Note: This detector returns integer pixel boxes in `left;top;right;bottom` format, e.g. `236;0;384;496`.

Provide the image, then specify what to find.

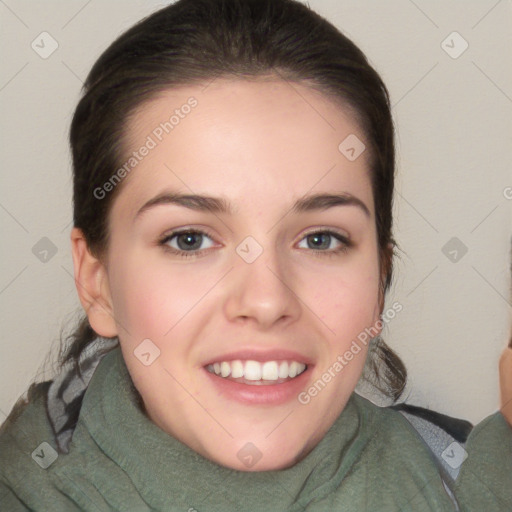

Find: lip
202;349;314;366
202;364;313;405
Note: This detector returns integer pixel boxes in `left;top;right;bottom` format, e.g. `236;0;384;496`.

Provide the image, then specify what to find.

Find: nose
223;244;302;330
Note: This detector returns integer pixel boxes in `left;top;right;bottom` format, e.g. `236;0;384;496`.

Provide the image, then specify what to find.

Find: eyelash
158;228;351;259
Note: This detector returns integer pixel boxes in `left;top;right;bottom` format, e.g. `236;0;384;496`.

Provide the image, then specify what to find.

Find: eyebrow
135;191;371;219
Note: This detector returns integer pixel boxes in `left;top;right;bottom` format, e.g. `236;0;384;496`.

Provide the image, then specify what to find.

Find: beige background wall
1;0;511;426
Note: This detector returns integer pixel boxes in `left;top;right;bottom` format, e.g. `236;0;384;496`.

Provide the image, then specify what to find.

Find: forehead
116;78;373;218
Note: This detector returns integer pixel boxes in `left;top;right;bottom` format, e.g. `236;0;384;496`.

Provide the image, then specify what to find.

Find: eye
159;229;216;258
297;229;351;257
158;228;351;259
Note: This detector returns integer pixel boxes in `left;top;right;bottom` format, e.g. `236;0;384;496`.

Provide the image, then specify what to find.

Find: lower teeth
206;367;306;384
229;376;292;386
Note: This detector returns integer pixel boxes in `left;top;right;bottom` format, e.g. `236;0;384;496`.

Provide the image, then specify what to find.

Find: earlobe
70;227;118;338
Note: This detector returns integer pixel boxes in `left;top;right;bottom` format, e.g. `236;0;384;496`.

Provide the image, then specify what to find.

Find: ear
377;241;394;316
70;227;118;337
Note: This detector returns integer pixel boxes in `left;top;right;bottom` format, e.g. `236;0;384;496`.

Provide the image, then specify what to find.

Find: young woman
1;0;510;510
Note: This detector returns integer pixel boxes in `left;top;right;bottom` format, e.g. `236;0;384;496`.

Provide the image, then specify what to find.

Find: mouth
202;352;313;405
206;359;308;386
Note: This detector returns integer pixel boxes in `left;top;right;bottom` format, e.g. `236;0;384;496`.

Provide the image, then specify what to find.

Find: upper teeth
207;360;307;381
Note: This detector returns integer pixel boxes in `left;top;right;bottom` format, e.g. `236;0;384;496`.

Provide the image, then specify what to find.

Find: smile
206;360;307;385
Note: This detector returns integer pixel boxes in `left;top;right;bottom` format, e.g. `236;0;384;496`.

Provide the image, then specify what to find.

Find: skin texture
71;78;386;471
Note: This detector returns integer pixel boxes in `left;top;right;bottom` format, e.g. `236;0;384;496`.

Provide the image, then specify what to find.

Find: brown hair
2;0;406;433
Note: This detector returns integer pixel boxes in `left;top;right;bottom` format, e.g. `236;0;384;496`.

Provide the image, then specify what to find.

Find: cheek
306;259;381;346
108;254;217;341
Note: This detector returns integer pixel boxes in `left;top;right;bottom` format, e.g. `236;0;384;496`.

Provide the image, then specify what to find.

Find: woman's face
100;78;382;471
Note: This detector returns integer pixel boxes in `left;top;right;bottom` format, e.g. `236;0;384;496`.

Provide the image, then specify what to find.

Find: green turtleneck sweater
1;347;510;511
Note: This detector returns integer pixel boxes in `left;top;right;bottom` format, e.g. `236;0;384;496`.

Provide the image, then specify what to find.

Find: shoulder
0;384;81;511
351;392;467;446
351;393;465;460
0;386;52;504
348;394;450;470
0;387;49;511
453;410;512;511
344;394;459;510
0;381;57;468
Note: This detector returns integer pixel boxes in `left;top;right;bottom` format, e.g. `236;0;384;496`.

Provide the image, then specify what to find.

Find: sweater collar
80;346;367;511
